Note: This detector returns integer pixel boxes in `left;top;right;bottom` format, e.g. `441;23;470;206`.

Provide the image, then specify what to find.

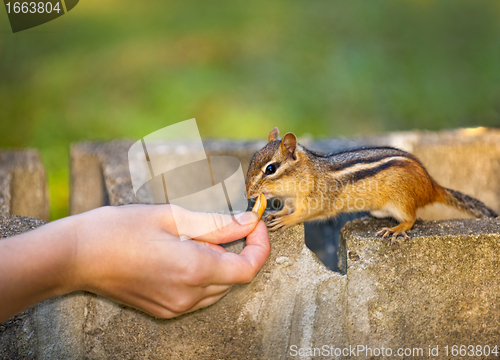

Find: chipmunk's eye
265;163;277;175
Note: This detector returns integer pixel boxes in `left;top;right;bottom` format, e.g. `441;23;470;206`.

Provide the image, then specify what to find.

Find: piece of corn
252;193;267;220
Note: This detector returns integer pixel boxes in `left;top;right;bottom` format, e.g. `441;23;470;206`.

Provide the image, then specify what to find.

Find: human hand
69;205;270;318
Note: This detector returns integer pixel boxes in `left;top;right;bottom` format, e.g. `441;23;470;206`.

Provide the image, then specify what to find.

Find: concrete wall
70;140;265;211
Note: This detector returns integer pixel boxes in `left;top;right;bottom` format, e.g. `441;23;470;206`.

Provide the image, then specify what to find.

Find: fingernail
235;211;258;226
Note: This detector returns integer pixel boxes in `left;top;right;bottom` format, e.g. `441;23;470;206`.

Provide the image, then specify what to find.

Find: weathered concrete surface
0;150;49;221
4;213;499;359
70;140;265;212
70;144;107;215
341;216;500;356
412;128;500;220
0;215;46;359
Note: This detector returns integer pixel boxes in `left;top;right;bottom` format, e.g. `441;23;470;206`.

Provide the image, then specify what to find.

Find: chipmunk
246;127;498;244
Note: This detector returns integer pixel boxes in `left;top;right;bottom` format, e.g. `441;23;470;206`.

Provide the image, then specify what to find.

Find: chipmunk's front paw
376;228;410;245
264;206;292;223
264;212;278;222
267;216;287;232
267;213;302;232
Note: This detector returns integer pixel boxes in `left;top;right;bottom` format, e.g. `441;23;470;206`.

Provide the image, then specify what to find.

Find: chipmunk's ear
280;132;297;160
269;127;279;142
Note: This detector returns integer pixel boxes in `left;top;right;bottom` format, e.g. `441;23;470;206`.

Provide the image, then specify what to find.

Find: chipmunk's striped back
310;146;498;219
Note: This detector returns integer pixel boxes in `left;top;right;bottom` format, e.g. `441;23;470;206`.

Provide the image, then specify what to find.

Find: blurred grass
1;0;499;220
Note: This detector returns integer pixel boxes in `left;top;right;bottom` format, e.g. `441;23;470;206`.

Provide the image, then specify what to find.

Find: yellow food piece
252;193;267;220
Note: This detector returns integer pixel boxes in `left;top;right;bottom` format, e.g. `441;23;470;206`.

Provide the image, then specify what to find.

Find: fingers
211;221;271;284
165;206;260;244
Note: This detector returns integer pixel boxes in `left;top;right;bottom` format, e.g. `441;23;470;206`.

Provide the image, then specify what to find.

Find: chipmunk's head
246;127;301;199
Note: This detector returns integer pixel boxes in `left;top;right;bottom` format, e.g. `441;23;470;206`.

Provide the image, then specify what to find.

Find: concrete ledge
0;150;49;221
2;215;499;358
341;216;500;349
52;128;500;358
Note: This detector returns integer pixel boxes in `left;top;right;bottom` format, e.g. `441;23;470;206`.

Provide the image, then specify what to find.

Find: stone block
411;128;500;220
70;143;107;215
0;150;49;221
341;216;500;354
70;140;265;213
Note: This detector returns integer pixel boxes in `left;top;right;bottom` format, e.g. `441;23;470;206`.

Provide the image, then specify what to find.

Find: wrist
0;214;80;322
42;214;81;297
67;206;117;294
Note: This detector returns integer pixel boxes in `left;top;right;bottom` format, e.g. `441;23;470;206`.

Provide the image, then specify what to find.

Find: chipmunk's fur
246;127;497;244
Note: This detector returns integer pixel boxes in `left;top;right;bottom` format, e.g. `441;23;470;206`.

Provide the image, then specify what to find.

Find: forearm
0;216;77;323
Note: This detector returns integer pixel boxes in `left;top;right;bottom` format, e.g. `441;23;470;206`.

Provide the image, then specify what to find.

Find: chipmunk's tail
441;188;498;218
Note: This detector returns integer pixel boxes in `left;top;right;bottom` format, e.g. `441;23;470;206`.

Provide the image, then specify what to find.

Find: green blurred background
1;0;499;220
